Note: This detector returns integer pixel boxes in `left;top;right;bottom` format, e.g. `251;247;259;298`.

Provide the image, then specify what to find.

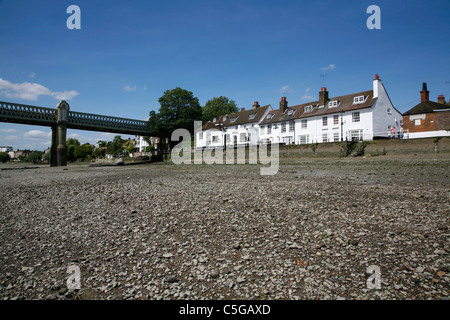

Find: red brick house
402;83;450;139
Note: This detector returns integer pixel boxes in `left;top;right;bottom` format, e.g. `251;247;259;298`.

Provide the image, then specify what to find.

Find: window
230;116;239;123
198;132;203;140
288;109;297;116
212;136;220;143
304;105;313;113
350;130;363;141
387;108;392;115
334;132;340;142
333;114;339;125
225;134;230;144
299;135;309;145
267;124;272;134
322;133;328;143
260;125;265;134
301;119;307;129
353;96;366;104
239;133;246;142
289;121;295;132
249;113;257;120
322;116;328;126
415;119;421;126
266;113;275;120
281;122;286;133
328;100;339;108
352;112;360;122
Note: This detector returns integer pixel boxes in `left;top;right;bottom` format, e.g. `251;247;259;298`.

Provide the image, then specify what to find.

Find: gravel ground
0;154;449;300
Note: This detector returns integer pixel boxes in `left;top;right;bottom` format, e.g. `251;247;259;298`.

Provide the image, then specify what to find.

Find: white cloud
123;85;137;92
280;85;293;95
321;64;336;71
301;87;314;100
0;128;17;133
3;135;20;142
0;78;79;101
23;130;51;141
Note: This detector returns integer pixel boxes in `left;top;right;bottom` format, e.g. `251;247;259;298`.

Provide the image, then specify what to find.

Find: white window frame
301;119;307;129
352;112;360;122
299;135;309;145
353;96;367;104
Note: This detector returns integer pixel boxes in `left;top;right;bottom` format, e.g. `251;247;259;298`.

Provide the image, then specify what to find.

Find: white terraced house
196;102;272;149
259;74;403;145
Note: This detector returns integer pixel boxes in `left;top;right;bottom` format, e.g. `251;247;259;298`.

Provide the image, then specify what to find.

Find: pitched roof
403;100;450;116
260;90;376;124
221;104;270;127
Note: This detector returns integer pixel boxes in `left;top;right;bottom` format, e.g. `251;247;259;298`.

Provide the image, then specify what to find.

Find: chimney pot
279;97;288;113
420;82;430;102
241;108;245;111
438;95;445;104
252;101;260;109
319;87;329;106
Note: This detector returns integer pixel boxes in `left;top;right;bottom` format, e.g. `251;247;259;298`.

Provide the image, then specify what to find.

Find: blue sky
1;0;449;150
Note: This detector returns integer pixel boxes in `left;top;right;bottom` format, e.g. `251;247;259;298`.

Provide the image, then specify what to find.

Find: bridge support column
50;126;58;167
54;101;70;167
56;123;68;166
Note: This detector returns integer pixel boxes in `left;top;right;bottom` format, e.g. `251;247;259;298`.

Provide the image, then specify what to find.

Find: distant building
196;74;402;147
0;146;13;153
196;102;272;148
402;83;450;139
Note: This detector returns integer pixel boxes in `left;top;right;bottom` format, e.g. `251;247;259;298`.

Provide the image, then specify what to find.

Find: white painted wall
372;79;403;138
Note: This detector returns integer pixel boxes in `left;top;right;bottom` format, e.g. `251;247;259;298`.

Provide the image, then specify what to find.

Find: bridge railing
67;110;149;135
0;101;57;125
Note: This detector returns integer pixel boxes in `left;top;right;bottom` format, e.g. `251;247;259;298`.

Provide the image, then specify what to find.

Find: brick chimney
420;83;429;102
252;101;260;109
279;97;288;113
241;108;245;111
437;95;445;104
319;87;329;107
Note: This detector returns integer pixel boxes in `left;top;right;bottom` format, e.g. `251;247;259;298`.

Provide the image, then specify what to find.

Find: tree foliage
106;135;126;157
148;87;202;138
24;151;43;163
0;152;10;163
202;96;238;123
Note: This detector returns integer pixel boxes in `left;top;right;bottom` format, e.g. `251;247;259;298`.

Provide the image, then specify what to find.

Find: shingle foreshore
0;155;449;300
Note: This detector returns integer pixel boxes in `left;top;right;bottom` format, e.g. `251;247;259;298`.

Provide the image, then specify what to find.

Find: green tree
148;87;202;139
202;96;238;123
67;138;81;162
97;140;107;148
24;151;43;163
74;143;94;160
0;152;10;163
107;135;126;157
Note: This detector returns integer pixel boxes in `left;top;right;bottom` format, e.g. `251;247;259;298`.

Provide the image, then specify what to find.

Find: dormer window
249;112;257;120
287;109;297;116
230;116;239;123
328;100;339;108
304;105;313;113
266;113;275;120
353;96;367;104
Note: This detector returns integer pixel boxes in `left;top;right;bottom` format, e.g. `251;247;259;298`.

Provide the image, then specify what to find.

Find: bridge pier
50;126;58;167
50;101;70;167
